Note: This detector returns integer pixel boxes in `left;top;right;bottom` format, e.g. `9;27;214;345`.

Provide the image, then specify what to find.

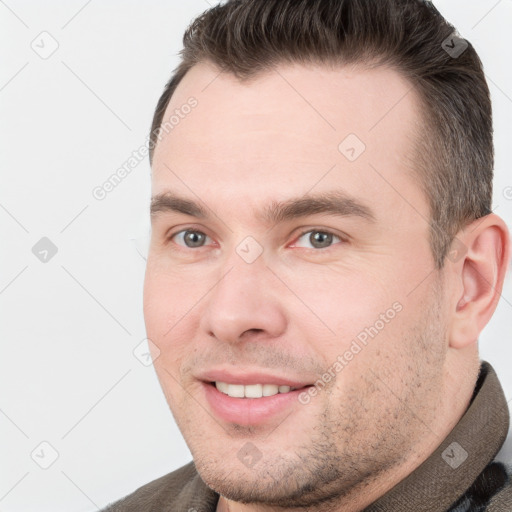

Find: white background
1;1;511;511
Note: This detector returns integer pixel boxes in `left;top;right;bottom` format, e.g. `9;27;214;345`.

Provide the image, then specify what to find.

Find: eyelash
167;227;346;252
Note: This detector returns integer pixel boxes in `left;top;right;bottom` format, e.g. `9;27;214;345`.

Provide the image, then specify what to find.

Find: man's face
144;62;451;506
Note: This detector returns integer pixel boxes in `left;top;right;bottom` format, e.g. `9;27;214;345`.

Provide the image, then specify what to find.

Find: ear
448;214;510;349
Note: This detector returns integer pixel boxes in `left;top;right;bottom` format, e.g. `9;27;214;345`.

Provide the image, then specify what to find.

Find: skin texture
144;62;510;511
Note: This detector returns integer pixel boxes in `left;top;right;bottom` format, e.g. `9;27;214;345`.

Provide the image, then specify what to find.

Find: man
104;0;511;510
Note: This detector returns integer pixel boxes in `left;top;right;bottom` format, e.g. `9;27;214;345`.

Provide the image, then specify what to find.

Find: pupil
186;231;203;247
312;232;331;248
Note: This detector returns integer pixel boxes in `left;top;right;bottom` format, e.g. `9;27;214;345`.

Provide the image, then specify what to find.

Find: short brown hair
148;0;493;268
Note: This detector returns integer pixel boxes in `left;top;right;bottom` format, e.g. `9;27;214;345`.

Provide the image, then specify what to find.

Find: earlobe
448;214;510;350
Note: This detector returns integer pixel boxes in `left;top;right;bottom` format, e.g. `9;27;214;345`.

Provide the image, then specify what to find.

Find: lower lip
202;382;309;426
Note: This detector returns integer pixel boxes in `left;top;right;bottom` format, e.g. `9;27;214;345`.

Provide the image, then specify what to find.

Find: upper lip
197;369;313;388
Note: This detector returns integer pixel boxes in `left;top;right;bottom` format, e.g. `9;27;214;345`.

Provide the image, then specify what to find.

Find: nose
199;253;288;345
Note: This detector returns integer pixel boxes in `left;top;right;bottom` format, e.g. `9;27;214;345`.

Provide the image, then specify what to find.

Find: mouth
202;381;314;426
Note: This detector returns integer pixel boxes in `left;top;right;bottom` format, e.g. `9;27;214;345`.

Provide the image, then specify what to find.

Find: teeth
215;381;229;394
215;382;298;398
227;384;244;398
263;384;279;396
245;384;263;398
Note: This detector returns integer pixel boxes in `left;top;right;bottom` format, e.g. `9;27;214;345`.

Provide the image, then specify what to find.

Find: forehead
151;61;426;222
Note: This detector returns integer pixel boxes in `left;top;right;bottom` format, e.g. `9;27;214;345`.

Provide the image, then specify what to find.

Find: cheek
286;265;398;338
143;261;200;334
143;270;169;339
287;266;410;379
143;274;180;377
143;264;206;370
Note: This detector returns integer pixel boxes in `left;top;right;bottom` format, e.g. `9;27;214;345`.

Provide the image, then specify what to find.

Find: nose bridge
199;244;287;343
213;232;270;300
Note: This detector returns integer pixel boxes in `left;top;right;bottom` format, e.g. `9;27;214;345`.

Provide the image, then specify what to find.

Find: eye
168;227;345;252
292;229;344;250
170;229;212;249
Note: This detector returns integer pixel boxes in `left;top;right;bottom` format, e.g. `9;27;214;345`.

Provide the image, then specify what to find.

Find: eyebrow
150;190;376;225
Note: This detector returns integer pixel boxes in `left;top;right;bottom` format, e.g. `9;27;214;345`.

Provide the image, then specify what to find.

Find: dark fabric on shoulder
487;465;512;511
447;462;511;511
101;460;219;512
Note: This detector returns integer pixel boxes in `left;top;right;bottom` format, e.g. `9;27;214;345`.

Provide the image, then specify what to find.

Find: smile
214;381;299;398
